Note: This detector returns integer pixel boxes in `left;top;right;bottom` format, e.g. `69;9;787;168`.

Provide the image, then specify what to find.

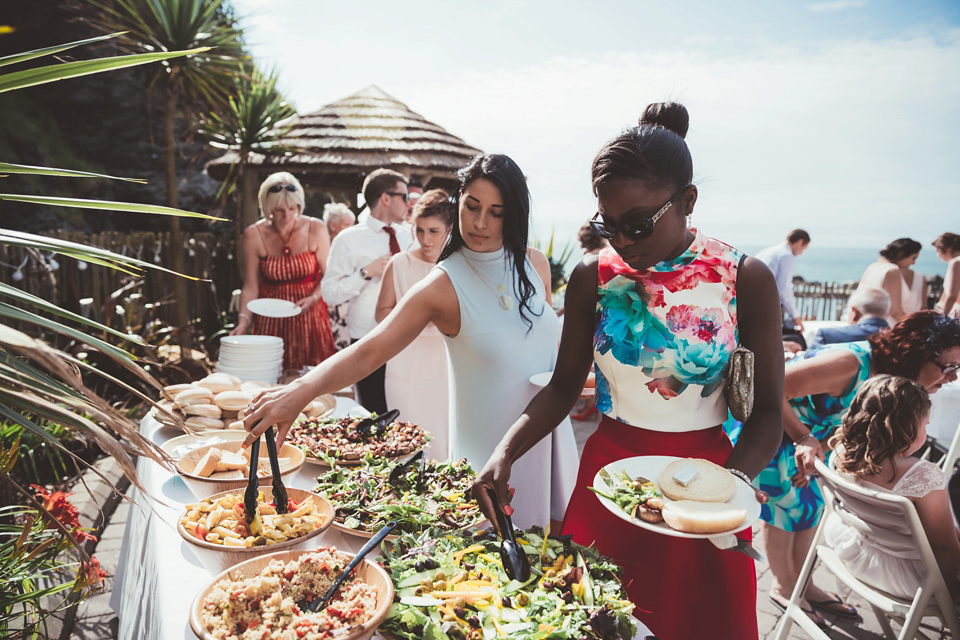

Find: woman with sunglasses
472;102;785;639
230;172;336;371
242;154;579;530
751;309;960;627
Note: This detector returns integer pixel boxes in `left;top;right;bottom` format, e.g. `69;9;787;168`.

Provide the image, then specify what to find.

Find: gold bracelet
793;433;817;446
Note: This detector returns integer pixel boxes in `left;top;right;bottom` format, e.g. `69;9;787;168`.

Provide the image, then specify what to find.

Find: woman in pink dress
375;190;455;460
231;172;336;371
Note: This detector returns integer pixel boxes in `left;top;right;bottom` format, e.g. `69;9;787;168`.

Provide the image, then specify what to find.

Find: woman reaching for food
472;102;785;639
242;154;579;530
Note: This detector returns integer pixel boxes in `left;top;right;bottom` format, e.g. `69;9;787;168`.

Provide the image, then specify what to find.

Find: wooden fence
0;231;242;349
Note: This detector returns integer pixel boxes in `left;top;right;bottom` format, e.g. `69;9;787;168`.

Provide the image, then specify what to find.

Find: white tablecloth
928;380;960;447
111;401;654;640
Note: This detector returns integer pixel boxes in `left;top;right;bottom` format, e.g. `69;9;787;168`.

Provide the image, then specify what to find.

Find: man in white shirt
755;229;810;332
321;168;413;412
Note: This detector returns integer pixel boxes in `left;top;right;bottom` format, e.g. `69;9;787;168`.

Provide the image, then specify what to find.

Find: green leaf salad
312;455;485;536
589;468;665;524
379;526;636;640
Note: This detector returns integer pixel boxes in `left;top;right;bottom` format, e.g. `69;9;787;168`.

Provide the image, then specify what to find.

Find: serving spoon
298;520;398;613
486;488;530;582
355;408;400;439
388;450;426;490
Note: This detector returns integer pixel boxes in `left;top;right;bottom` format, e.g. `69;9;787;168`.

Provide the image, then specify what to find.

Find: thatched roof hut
205;85;482;222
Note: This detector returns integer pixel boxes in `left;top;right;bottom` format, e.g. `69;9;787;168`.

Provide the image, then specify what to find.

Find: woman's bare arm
528;247;553;307
374;256;399;323
243;269;458;446
884;268;906;321
230;225;264;336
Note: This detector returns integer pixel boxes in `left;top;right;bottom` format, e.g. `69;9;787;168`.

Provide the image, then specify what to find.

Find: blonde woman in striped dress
231;172;336;371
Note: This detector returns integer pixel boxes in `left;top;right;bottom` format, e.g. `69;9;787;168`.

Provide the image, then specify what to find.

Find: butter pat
672;465;699;487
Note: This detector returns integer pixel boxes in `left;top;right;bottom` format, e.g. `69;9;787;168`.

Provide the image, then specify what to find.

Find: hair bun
640;102;689;139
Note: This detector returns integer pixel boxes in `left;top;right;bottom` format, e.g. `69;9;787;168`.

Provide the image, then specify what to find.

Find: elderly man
808;287;891;350
321;168;412;412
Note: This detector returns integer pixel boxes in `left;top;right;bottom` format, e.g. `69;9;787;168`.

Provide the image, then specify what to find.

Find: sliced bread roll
162;383;194;400
658;458;736;503
240;380;271;393
216;449;248;471
662;500;747;534
197;372;241;394
184;415;225;430
227;420;246;430
192;448;222;477
214;390;254;412
183;403;222;419
174;387;215;407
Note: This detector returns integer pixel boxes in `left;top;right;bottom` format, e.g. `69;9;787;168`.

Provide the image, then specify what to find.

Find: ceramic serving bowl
189;547;394;640
175;440;305;500
178;486;333;574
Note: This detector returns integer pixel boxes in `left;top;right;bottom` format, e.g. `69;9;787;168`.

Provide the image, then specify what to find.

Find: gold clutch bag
725;345;755;423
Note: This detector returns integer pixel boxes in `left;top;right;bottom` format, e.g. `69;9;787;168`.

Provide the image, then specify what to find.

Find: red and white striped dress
253;252;335;371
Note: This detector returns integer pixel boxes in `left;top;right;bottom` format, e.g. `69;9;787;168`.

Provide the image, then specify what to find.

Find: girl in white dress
376;189;455;461
242;154;578;530
825;375;960;602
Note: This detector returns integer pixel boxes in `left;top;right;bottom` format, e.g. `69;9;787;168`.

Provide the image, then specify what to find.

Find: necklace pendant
498;295;514;311
282;246;291;256
497;284;505;293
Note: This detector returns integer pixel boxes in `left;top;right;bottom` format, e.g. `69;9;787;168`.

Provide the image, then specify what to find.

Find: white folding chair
773;458;960;640
938;420;960;475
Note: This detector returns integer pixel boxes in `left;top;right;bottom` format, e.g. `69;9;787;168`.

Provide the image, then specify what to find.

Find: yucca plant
83;0;250;350
198;63;298;253
0;32;223;637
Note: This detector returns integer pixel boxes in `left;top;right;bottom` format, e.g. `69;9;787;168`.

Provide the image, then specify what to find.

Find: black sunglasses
589;184;691;240
386;191;409;203
268;184;298;193
934;359;960;375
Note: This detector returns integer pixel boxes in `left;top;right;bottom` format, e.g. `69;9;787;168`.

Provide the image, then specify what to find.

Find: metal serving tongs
486;488;530;582
388;450;425;490
243;436;264;535
355;408;400;439
263;426;289;514
298;520;398;613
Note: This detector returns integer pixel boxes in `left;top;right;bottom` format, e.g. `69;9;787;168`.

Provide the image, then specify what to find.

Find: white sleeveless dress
859;261;925;326
384;253;449;461
438;247;579;529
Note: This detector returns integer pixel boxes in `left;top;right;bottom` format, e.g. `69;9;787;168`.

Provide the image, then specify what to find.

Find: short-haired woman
858;237;927;326
375;189;455;459
230;172;335;371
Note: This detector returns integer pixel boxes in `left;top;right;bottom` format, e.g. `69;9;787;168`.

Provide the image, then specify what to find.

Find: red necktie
383;226;400;254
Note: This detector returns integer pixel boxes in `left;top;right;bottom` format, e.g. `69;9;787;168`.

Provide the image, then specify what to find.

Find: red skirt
561;418;758;640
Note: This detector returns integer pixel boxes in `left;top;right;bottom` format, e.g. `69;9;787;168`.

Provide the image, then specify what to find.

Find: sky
229;0;960;256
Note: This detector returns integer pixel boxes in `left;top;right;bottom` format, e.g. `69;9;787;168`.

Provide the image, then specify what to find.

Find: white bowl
178;486;334;574
220;335;283;348
217;353;284;366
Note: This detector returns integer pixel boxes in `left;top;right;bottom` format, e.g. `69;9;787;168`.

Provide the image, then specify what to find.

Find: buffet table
110;400;654;640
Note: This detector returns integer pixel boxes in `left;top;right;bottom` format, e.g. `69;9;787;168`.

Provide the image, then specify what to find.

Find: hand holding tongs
388;450;426;491
298;520;398;613
355;408;399;439
486;488;530;582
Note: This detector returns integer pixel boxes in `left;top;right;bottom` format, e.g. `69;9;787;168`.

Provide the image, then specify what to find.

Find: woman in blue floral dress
758;311;960;626
475;102;785;640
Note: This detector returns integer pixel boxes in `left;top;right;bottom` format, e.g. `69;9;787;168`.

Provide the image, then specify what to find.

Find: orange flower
31;484;96;543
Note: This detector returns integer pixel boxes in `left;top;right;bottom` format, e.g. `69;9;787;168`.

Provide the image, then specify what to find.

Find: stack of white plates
216;335;284;383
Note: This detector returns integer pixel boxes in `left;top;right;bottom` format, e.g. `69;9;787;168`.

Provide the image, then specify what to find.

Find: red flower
31;484;95;543
82;556;108;586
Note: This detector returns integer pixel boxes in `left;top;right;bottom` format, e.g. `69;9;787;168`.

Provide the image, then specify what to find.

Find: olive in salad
379;526;636;640
312;454;484;536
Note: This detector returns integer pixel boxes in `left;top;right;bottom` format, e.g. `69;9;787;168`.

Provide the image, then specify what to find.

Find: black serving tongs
486;488;530;582
243;426;289;532
299;520;398;613
388;450;426;491
355;408;400;439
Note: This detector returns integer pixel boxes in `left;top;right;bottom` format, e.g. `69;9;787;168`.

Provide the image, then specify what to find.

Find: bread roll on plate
196;373;241;394
174;387;214;407
662;500;747;534
183;403;222;419
185;416;225;430
214;390;253;412
658;458;736;503
192;448;222;477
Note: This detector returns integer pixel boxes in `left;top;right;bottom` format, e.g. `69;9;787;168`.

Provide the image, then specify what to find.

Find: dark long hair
868;310;960;379
439;153;541;329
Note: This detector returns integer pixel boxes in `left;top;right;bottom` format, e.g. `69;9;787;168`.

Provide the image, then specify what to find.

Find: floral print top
788;340;872;439
594;228;743;431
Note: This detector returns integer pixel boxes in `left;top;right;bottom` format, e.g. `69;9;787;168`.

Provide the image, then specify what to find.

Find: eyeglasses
589;184;691;240
934;360;960;375
386;191;409;203
268;184;298;193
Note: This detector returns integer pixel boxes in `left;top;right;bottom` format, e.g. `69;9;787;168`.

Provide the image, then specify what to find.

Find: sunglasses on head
268;184;298;193
589;184;691;240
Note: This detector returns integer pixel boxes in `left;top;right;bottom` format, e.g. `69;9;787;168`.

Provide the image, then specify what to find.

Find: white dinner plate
247;298;301;318
592;455;761;539
528;371;595;397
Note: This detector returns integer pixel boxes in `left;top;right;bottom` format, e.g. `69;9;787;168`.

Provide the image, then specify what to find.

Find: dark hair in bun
592;101;693;195
879;237;922;263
